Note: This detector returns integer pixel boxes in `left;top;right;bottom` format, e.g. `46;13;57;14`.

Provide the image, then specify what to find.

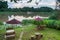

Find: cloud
7;0;56;9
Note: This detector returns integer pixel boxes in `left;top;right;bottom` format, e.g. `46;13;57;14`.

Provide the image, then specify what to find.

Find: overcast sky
5;0;56;9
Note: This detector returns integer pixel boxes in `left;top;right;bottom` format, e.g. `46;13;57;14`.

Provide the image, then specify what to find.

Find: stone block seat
30;32;43;40
5;28;15;40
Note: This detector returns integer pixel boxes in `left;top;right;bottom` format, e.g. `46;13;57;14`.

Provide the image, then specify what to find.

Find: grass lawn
0;25;6;40
0;25;22;40
0;25;60;40
14;27;22;40
21;25;60;40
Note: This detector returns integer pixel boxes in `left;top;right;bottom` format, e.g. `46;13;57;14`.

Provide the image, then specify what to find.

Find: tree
0;21;3;25
39;7;53;12
10;0;32;3
33;17;45;30
10;0;17;3
55;0;60;20
0;1;8;8
27;0;32;3
0;1;8;11
56;10;60;20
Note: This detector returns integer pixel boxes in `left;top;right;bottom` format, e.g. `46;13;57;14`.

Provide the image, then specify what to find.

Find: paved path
18;28;24;40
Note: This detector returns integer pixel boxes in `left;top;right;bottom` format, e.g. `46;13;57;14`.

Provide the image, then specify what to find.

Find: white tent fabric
7;15;49;22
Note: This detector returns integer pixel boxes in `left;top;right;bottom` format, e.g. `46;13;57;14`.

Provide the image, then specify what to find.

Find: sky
5;0;56;9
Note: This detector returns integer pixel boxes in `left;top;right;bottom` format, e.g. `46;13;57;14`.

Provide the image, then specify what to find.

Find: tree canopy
0;1;8;9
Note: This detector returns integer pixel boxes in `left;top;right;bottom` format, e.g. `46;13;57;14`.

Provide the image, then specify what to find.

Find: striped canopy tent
6;19;21;28
6;19;21;24
35;17;42;21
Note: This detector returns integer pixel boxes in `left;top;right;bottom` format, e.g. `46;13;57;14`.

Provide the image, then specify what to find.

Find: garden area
0;0;60;40
0;17;60;40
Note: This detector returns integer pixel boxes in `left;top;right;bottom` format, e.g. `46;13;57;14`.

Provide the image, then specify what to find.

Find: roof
35;17;42;21
6;19;21;24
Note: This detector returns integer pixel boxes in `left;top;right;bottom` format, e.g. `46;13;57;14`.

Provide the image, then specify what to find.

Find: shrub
33;20;44;25
55;21;60;30
22;19;34;25
43;20;56;29
22;19;29;25
43;19;60;30
49;14;58;20
0;22;3;25
48;20;56;28
22;19;60;30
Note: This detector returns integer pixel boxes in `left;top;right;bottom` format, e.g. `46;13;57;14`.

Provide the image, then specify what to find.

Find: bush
43;20;56;28
43;19;60;30
0;22;3;25
22;19;34;25
55;21;60;30
33;20;44;25
22;19;60;30
48;20;56;28
49;14;58;20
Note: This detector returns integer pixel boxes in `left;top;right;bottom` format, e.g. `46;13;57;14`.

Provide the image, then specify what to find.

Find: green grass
0;25;22;40
0;25;60;40
0;25;6;40
14;27;22;40
22;25;60;40
39;28;60;40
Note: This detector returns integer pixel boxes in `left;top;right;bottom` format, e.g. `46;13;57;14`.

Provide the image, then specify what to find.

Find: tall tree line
0;1;8;11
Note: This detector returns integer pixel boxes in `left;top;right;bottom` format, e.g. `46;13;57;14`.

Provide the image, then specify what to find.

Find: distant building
56;0;60;10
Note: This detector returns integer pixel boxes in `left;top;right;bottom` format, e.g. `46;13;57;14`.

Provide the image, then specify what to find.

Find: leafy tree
49;10;60;20
49;14;58;20
0;1;8;11
27;0;32;3
10;0;17;3
0;21;3;25
10;0;32;3
33;20;45;30
56;10;60;20
0;1;8;9
39;7;53;12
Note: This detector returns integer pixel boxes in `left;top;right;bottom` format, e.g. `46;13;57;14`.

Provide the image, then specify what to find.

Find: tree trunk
37;25;45;30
